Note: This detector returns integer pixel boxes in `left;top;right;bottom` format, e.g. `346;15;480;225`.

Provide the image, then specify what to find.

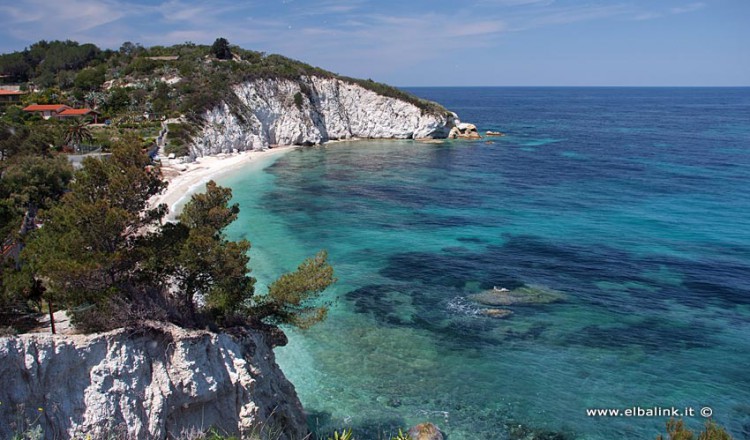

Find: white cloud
632;1;706;21
1;0;127;34
670;2;705;14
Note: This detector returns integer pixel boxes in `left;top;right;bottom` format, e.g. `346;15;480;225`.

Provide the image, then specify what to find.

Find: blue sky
0;0;747;86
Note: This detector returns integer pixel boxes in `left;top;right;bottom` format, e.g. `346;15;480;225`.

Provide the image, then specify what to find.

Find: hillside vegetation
1;40;368;334
0;39;445;123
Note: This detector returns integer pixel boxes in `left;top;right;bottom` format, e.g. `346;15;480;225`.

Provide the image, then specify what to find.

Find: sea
217;87;750;440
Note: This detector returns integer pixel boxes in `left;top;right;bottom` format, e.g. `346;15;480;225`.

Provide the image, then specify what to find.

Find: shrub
293;91;304;110
657;418;733;440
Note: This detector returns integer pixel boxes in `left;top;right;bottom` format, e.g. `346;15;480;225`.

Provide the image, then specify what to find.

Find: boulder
448;123;481;139
408;422;444;440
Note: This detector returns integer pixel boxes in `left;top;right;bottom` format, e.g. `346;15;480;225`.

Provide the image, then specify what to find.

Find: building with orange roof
0;89;26;105
58;108;100;123
22;104;71;119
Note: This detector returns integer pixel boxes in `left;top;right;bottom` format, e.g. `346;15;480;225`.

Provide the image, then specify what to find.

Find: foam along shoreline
152;146;298;220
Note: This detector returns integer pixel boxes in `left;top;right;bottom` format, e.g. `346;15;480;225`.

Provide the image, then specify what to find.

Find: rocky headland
190;76;459;157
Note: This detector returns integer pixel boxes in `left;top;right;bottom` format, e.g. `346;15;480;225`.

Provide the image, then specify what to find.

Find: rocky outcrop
0;323;307;440
190;76;458;156
448;122;480;139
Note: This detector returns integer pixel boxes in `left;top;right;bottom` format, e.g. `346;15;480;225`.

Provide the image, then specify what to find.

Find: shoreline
152;146;298;219
151;137;445;220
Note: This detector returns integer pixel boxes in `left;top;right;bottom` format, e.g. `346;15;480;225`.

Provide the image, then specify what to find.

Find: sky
0;0;748;86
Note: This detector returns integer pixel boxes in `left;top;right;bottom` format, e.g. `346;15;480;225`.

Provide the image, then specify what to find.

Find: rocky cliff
190;76;457;156
0;323;307;440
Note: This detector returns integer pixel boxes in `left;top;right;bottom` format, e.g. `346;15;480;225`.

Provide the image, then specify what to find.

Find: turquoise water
219;88;750;439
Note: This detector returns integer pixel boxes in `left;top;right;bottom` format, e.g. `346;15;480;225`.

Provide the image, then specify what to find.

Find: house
23;104;71;119
57;108;100;123
0;89;25;104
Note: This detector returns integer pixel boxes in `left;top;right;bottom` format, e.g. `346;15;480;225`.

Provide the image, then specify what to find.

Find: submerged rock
408;422;444;440
480;308;514;318
469;285;565;306
0;322;307;440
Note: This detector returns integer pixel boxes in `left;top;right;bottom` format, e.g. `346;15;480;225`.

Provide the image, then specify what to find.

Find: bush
657;418;733;440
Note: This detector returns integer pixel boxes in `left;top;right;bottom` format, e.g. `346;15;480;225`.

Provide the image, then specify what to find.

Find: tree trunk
48;299;56;335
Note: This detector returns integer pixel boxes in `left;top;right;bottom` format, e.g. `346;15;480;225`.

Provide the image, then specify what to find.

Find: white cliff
190;76;457;156
0;323;307;440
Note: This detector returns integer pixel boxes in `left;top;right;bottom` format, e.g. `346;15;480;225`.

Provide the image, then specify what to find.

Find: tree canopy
4;136;335;334
211;38;233;60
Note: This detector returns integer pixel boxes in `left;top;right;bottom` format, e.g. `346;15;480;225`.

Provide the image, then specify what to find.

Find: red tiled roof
58;108;99;116
23;104;70;112
0;90;25;96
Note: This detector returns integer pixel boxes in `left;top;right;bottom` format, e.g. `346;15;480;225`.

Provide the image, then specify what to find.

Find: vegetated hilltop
1;40;456;157
0;39;445;121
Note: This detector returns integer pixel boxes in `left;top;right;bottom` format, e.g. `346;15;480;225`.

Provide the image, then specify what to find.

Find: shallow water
219;88;750;439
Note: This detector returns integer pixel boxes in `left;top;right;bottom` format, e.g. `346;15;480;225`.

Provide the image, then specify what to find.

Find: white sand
152;146;297;219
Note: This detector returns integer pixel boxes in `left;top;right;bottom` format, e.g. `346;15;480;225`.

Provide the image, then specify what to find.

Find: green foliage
165;122;194;157
340;76;446;114
391;429;413;440
104;87;131;113
657;419;734;440
328;429;354;440
255;250;335;329
0;121;62;160
0;40;102;85
0;155;73;212
0;52;31;82
21;134;165;330
63;119;94;148
172;181;255;323
2;39;446;127
211;38;233;60
73;65;106;91
293;91;304;110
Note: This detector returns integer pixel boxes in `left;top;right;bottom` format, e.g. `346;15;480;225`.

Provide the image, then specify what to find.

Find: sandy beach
152;146;297;219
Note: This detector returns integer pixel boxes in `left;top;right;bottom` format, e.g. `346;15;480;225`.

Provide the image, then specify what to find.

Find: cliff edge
0;323;307;440
191;76;457;157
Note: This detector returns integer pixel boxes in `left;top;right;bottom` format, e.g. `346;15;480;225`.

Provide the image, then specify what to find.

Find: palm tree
63;119;93;152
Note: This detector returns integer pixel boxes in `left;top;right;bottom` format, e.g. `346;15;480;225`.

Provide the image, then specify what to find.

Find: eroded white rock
0;323;307;440
190;76;458;157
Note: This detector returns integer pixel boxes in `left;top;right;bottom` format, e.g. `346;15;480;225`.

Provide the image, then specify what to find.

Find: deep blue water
219;88;750;439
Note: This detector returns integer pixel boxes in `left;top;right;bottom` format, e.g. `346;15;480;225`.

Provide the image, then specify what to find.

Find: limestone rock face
0;323;307;440
190;76;457;156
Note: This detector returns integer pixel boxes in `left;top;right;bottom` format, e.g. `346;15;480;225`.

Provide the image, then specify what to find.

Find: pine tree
211;38;232;60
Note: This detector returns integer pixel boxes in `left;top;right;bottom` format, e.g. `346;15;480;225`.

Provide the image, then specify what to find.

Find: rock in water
0;323;308;440
481;308;514;318
408;422;444;440
448;122;481;139
469;285;565;306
